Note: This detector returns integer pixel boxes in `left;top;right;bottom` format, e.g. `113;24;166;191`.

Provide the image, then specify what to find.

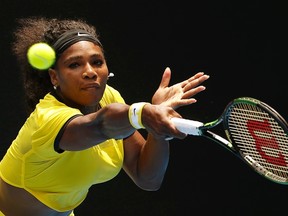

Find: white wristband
128;102;149;129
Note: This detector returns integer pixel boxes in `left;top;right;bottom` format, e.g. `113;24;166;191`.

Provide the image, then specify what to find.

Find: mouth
82;83;101;90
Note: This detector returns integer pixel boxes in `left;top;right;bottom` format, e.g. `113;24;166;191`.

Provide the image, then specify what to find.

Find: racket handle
171;117;204;136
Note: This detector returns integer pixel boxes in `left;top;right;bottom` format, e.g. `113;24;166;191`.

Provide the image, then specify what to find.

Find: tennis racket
171;97;288;185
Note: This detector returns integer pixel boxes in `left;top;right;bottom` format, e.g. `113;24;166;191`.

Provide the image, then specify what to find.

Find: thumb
158;67;171;89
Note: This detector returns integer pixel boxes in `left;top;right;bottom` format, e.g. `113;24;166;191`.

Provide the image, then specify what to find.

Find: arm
58;102;184;151
123;67;210;191
123;131;170;191
59;103;136;151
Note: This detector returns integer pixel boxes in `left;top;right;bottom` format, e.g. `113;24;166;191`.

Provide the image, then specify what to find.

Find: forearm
60;103;136;151
136;133;170;191
95;103;136;139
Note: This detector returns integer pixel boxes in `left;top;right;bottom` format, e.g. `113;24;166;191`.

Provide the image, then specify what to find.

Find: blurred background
0;0;287;215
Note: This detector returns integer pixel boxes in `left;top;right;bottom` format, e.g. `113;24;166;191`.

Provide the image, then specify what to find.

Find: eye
92;59;104;67
69;62;80;69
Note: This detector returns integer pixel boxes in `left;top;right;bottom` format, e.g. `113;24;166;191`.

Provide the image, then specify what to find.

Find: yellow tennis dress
0;85;125;212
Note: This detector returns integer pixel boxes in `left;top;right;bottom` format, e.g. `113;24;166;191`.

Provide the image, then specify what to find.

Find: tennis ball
27;42;56;70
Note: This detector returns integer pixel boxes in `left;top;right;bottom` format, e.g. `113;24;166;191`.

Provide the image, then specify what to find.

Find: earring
53;86;57;90
108;72;115;79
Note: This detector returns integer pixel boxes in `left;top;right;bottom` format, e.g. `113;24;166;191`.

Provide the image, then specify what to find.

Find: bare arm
123;104;183;191
59;103;136;151
59;67;209;190
123;67;210;191
59;102;183;151
123;131;170;191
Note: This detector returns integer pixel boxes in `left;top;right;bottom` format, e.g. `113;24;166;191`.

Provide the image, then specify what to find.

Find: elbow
139;183;162;192
142;185;161;192
136;178;164;191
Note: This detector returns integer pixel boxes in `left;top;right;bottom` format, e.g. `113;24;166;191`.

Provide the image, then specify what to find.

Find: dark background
0;0;287;215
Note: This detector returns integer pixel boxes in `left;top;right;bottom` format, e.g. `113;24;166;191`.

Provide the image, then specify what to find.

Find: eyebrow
63;53;103;64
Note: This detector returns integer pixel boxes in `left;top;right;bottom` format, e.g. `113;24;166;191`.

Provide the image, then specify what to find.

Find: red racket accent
226;100;288;183
247;119;286;167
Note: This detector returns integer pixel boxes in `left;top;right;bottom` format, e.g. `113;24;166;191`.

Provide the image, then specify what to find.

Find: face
49;41;109;108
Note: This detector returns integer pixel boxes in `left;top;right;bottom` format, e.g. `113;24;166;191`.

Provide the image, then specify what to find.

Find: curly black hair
11;16;102;115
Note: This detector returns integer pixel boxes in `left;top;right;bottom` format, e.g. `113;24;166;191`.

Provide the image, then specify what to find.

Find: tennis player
0;17;209;215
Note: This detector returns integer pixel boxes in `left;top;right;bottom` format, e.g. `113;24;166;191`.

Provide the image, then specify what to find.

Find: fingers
152;68;209;109
188;72;208;81
158;68;209;92
181;73;209;95
182;86;206;100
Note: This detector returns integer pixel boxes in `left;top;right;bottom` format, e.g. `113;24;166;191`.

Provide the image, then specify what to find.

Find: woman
0;17;209;215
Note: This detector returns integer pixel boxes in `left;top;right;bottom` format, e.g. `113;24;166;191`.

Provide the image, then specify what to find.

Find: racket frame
221;97;288;184
172;97;288;185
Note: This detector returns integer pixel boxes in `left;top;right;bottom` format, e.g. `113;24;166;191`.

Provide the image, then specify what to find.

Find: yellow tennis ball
27;42;56;70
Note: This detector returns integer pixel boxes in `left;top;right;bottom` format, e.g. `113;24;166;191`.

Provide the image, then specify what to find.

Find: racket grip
171;117;204;136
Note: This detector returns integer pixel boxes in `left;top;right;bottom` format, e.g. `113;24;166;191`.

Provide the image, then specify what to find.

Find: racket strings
227;103;288;182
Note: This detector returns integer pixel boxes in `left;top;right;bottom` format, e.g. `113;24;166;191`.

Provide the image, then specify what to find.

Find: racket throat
204;130;234;149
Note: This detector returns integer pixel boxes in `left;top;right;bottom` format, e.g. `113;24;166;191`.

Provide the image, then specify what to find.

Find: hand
141;104;187;140
151;67;210;109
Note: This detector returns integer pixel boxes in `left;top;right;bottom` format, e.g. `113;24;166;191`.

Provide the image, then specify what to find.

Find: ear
48;68;58;86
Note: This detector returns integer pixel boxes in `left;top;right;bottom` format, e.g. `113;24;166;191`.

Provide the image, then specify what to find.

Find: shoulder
35;93;82;122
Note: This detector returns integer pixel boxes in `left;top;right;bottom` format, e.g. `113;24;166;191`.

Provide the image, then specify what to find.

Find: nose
82;63;97;79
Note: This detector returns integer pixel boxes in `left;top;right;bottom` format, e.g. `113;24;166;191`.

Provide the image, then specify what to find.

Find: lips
82;83;100;90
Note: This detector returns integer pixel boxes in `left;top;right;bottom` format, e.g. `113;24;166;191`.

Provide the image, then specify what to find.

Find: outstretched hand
151;67;210;109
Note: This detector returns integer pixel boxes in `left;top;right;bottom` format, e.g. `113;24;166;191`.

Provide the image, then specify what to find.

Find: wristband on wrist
128;102;149;129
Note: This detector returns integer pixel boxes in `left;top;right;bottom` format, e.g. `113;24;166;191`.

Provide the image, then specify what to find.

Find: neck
51;90;101;114
80;105;101;114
